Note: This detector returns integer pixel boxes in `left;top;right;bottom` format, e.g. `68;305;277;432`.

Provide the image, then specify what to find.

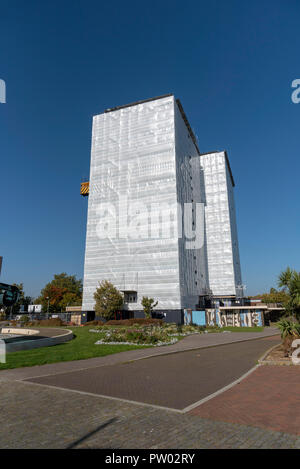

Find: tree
261;288;290;306
59;292;82;311
94;280;123;320
10;283;33;314
141;296;158;319
277;267;300;319
278;267;293;289
36;273;83;314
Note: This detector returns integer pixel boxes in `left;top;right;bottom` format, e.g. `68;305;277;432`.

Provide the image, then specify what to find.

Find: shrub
98;325;173;345
20;315;29;324
206;324;220;332
277;319;299;338
94;280;123;320
141;296;158;318
33;318;66;327
84;320;105;326
182;324;206;333
105;318;164;326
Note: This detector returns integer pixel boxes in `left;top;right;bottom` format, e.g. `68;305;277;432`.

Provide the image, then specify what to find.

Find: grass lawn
222;326;264;333
0;327;152;370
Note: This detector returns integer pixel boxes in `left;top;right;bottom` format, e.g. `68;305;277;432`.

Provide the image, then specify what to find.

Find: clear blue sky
1;0;299;298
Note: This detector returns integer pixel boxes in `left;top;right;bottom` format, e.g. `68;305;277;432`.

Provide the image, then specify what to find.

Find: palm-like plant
277;319;299;338
278;268;300;319
278;267;293;290
289;273;300;297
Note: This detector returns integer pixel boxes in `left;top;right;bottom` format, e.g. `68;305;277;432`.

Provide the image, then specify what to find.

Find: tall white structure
199;151;243;298
82;94;242;321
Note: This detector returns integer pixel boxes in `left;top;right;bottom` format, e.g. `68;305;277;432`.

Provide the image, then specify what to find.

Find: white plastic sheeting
174;101;210;308
199;152;242;297
83;96;180;311
82;96;243;312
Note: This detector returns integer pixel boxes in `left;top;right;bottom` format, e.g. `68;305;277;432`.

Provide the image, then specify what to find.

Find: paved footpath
0;378;300;449
190;365;300;436
1;327;299;449
24;336;280;410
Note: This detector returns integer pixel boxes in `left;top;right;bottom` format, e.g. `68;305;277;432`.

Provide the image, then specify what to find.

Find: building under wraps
82;94;243;323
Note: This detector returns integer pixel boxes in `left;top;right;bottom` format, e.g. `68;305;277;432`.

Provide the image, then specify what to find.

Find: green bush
182;324;206;333
20;315;29;324
105;318;164;326
0;312;6;321
277;319;300;338
31;318;66;327
96;324;176;345
84;320;105;326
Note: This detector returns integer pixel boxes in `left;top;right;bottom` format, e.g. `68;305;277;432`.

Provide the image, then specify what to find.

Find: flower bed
90;322;205;347
95;338;179;347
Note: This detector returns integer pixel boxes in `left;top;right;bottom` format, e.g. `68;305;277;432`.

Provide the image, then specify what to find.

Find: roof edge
104;93;173;114
200;150;235;187
175;99;200;155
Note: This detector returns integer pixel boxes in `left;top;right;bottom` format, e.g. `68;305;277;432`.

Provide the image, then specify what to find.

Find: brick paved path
1;327;298;449
25;336;280;410
190;365;300;436
0;380;300;449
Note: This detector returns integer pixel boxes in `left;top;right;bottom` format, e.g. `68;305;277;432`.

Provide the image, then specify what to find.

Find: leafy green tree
59;292;81;311
94;280;123;320
261;288;290;306
141;296;158;319
36;273;82;314
10;283;33;314
48;273;82;297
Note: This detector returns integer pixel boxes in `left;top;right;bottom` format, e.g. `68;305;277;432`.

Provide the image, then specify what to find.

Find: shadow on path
66;418;117;449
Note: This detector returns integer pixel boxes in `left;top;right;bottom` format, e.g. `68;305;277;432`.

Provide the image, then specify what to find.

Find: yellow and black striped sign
80;181;89;196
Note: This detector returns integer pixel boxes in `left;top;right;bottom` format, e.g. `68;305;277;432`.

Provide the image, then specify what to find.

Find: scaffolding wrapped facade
199;151;242;297
82;95;243;316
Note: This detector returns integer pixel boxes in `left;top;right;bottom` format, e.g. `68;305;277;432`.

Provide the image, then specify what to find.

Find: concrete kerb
182;365;260;413
1;328;39;336
258;341;297;366
4;328;73;353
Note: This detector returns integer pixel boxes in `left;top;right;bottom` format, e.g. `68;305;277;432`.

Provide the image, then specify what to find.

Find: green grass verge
222;326;264;333
0;327;152;370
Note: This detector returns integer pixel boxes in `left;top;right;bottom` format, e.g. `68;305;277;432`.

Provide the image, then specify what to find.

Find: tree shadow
66;417;117;449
